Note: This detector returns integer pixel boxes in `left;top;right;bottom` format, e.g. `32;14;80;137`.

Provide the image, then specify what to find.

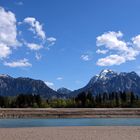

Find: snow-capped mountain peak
70;69;140;98
88;70;117;85
98;69;118;80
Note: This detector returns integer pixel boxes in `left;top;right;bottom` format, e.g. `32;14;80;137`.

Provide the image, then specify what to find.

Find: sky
0;0;140;90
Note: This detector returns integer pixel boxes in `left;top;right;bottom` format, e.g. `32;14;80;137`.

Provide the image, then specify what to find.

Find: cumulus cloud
96;49;108;54
47;37;56;46
4;58;32;68
0;6;57;68
26;43;43;50
23;18;56;50
81;54;91;61
96;31;140;66
132;35;140;50
0;7;20;59
44;81;54;87
96;55;126;66
24;17;46;40
57;77;63;80
0;43;11;59
96;31;128;52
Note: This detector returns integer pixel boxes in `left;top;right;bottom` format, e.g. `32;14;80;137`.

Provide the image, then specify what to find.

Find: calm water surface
0;118;140;128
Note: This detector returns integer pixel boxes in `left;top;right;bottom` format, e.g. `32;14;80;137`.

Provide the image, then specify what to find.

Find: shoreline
0;126;140;140
0;108;140;118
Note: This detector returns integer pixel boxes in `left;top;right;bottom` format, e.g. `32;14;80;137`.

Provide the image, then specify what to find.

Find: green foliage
0;94;43;108
0;91;139;108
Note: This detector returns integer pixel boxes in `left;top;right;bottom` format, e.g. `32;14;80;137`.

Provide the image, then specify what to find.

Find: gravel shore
0;108;140;118
0;126;140;140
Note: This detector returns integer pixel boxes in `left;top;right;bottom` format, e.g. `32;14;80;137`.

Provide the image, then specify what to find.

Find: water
0;118;140;128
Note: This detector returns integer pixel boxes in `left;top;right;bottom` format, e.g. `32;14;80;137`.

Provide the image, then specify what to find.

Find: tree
130;92;135;104
103;92;108;102
115;92;119;107
75;92;87;107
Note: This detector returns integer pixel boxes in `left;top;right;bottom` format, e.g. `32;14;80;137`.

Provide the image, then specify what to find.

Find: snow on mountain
98;69;118;80
69;70;140;98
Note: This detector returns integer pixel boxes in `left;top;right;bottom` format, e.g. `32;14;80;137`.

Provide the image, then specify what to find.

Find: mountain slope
0;75;61;99
69;70;140;97
1;70;140;99
57;87;72;95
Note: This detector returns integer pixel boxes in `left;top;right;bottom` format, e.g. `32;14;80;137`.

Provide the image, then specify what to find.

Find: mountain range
0;74;62;99
0;69;140;99
69;69;140;97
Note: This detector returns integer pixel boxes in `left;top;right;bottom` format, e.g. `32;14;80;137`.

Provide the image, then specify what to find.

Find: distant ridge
0;75;62;99
57;87;72;95
0;69;140;99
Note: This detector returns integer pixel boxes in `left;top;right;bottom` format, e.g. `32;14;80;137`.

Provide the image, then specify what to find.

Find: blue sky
0;0;140;90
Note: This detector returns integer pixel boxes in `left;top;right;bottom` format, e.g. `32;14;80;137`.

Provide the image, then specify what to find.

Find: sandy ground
0;126;140;140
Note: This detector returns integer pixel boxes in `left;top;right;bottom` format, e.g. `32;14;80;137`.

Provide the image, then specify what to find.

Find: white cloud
57;77;63;80
24;17;46;40
47;37;56;42
132;35;140;50
96;31;128;52
123;47;138;61
35;53;42;60
0;6;57;68
23;18;56;48
44;81;54;87
81;54;91;61
0;43;11;59
23;17;56;50
47;37;56;46
26;43;43;50
96;31;140;66
4;58;32;68
96;49;108;54
0;7;20;59
96;55;126;66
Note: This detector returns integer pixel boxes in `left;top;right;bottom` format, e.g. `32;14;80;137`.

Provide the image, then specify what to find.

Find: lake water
0;118;140;128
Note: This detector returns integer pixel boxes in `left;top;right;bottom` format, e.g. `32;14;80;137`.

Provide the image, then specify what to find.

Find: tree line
0;91;139;108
